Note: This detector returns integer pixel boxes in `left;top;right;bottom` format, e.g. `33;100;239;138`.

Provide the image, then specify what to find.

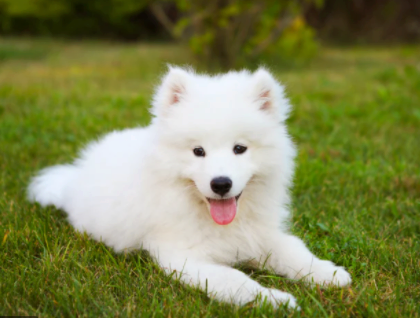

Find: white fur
28;67;351;309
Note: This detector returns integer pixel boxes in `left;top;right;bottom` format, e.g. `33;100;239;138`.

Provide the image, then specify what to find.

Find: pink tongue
209;198;237;225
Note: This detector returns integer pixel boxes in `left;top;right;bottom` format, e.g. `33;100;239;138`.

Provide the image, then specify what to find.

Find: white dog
28;66;351;309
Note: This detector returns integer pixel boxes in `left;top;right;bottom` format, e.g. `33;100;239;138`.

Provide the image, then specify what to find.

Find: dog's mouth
205;193;241;226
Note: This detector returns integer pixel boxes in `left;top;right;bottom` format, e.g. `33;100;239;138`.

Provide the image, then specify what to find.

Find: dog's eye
193;147;205;157
233;145;247;155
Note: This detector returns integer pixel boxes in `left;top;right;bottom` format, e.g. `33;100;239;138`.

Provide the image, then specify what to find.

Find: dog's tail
28;164;77;209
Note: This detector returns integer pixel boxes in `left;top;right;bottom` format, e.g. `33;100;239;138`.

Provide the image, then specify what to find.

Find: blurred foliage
0;0;161;39
1;0;419;62
153;0;322;69
306;0;420;43
0;0;322;69
0;0;148;19
7;0;418;68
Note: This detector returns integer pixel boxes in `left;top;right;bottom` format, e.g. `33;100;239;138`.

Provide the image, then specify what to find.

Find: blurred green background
1;1;420;317
1;0;419;68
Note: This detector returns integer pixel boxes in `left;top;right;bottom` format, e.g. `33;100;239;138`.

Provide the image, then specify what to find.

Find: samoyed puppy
28;66;351;309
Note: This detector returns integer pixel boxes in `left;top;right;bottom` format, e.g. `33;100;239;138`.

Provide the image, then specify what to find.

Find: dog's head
152;66;295;225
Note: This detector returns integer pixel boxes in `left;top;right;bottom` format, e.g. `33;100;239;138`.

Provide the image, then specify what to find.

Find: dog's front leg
265;232;351;287
157;254;298;308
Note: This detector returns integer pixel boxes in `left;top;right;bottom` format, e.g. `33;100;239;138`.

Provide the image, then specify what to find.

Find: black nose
210;177;232;196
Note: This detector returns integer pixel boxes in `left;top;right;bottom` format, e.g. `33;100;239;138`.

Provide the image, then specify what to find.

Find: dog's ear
252;68;290;121
152;66;190;117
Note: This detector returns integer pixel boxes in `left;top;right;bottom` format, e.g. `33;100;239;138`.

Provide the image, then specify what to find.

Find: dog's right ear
152;66;190;117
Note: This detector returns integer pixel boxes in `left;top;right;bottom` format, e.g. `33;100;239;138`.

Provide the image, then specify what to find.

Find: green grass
1;38;419;317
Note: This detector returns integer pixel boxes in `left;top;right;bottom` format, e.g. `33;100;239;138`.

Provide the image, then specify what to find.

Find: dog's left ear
252;68;290;121
152;66;190;117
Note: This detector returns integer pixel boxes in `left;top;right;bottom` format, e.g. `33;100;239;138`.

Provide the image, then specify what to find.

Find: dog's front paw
258;289;299;309
306;260;351;287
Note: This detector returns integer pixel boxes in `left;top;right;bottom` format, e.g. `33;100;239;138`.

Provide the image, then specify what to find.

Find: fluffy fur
28;66;351;309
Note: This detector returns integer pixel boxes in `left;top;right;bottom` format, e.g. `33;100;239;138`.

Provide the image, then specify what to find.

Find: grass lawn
0;38;419;317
